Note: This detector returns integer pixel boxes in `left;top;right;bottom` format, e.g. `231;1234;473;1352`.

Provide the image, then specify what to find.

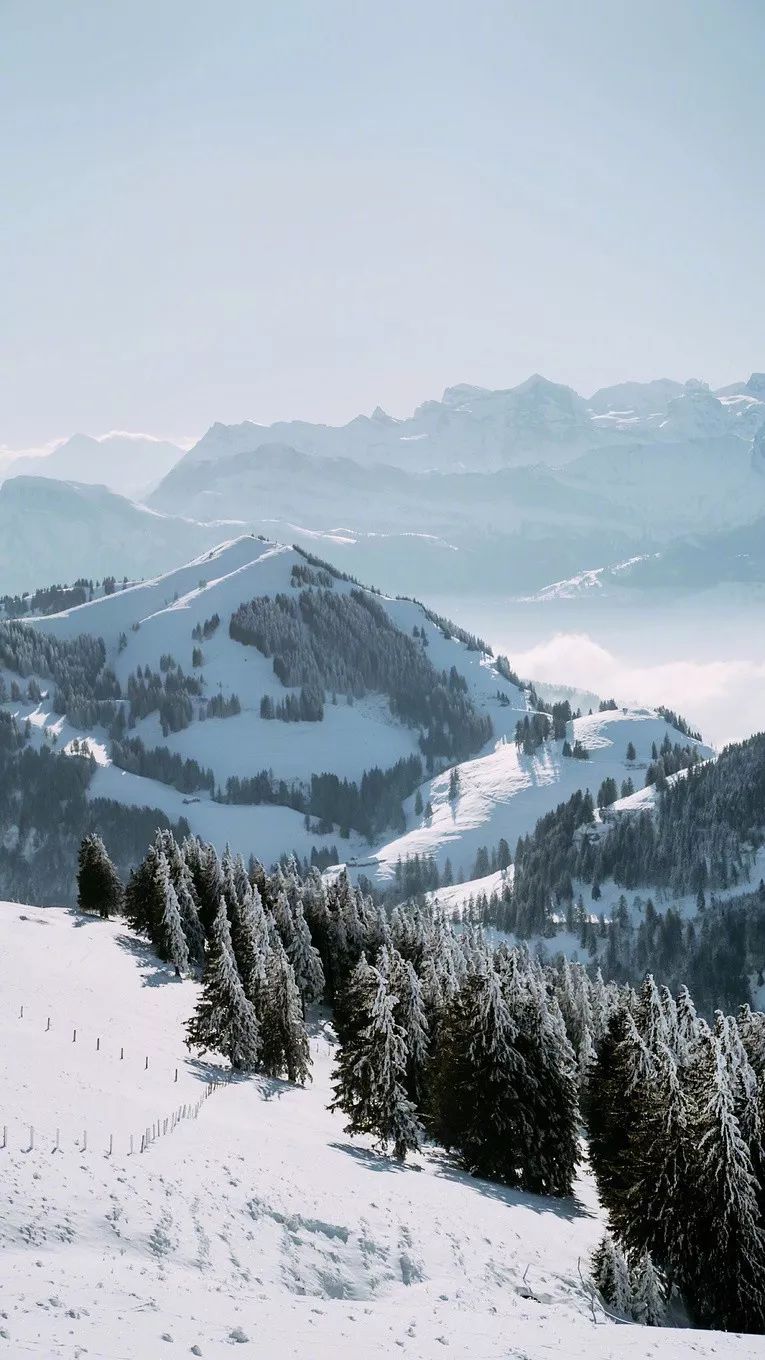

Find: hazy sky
2;0;764;447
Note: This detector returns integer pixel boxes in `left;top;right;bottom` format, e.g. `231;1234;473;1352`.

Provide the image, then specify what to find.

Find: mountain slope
0;899;753;1359
4;431;184;499
0;535;706;902
0;477;226;594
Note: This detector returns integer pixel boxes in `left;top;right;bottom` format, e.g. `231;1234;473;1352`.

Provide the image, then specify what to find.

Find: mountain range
2;370;765;603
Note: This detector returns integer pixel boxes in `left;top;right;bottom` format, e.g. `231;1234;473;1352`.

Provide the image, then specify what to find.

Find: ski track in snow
0;901;754;1359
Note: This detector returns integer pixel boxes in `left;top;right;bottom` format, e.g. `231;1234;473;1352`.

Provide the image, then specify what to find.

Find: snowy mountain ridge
176;371;765;475
0;535;710;899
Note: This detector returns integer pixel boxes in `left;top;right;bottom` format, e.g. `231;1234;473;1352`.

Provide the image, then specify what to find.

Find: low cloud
510;631;765;749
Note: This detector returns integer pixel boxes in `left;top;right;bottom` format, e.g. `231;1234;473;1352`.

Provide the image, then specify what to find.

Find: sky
2;0;764;447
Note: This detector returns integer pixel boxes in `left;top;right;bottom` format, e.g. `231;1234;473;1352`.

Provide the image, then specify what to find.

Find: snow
0;900;753;1359
11;536;714;884
366;710;711;885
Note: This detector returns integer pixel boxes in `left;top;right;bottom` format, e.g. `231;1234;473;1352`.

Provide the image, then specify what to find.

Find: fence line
9;999;194;1087
0;1077;225;1159
3;998;227;1159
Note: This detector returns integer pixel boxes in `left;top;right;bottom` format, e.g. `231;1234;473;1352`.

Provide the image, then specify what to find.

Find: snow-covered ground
367;709;710;886
0;901;754;1359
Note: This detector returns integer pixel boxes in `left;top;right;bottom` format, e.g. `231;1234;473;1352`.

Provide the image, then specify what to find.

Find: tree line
76;830;765;1332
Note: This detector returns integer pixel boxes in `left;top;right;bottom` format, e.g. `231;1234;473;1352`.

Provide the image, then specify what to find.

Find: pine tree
77;834;122;918
584;1006;650;1234
683;1020;765;1331
156;855;190;973
285;899;325;1009
501;955;579;1196
386;948;429;1105
186;898;260;1071
429;958;524;1184
331;956;422;1161
630;1253;665;1326
169;843;206;968
591;1233;633;1316
259;938;311;1084
123;841;165;940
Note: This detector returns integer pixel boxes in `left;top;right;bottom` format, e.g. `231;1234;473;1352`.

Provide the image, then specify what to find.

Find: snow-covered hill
0;899;752;1359
365;707;711;886
5;535;709;892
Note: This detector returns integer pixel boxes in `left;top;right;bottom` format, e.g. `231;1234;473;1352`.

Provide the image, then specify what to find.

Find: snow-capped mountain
171;372;765;477
4;431;185;499
0;477;227;594
177;375;612;474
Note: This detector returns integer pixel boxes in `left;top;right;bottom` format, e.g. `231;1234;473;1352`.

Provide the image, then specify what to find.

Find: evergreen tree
630;1253;665;1327
259;936;311;1084
77;833;122;918
123;839;165;940
386;947;429;1105
156;854;190;973
186;898;260;1071
331;956;422;1161
683;1019;765;1331
430;958;525;1184
286;898;325;1009
584;1006;649;1234
590;1233;633;1316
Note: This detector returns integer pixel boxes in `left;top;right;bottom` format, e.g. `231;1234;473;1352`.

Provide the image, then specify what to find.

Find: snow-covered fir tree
258;936;311;1085
186;897;260;1072
590;1233;633;1317
156;854;190;974
77;833;123;918
630;1252;665;1327
331;955;422;1161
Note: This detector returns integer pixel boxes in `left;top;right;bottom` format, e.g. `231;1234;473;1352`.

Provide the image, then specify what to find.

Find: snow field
0;900;756;1359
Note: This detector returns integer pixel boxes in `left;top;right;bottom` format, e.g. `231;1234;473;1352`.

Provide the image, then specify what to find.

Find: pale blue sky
2;0;763;446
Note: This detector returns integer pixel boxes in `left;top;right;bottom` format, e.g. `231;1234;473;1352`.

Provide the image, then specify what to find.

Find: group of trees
204;692;241;720
191;613;220;641
229;586;492;762
1;580;91;617
290;562;334;590
599;886;765;1015
83;832;315;1080
0;619;117;728
126;660;202;734
74;825;765;1333
514;712;551;755
111;735;215;795
260;686;323;723
586;974;765;1333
